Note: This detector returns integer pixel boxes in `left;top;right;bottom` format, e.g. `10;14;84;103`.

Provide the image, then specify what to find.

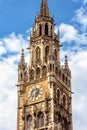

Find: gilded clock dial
28;85;43;101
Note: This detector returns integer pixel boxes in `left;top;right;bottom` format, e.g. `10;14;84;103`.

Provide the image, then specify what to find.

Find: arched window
57;89;60;103
45;23;48;35
27;115;33;130
30;69;34;81
50;64;52;71
36;67;40;79
38;112;44;128
39;24;42;36
36;47;41;61
45;46;49;62
55;49;57;60
62;94;66;107
42;66;47;77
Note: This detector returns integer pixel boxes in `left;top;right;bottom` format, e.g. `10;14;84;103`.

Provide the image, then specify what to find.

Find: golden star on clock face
28;85;43;101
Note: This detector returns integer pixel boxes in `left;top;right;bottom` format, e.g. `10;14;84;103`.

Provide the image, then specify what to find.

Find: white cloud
0;86;17;130
73;6;87;30
0;61;17;130
0;32;29;130
70;50;87;91
73;94;87;130
0;45;6;56
69;50;87;130
57;23;87;47
83;0;87;4
2;32;29;52
59;23;78;43
59;46;87;130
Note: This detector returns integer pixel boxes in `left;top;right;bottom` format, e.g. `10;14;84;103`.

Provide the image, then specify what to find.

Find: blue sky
0;0;82;36
0;0;87;130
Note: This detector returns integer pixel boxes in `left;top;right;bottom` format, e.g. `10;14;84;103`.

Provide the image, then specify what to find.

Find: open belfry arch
17;0;73;130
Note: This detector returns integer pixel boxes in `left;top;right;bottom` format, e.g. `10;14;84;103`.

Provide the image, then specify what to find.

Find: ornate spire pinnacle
20;49;25;64
40;0;50;17
65;55;69;69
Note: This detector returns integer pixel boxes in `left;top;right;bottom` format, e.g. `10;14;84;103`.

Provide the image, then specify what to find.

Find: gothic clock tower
17;0;73;130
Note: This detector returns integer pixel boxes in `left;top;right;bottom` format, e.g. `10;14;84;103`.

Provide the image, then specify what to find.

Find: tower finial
20;49;25;64
40;0;50;17
65;55;69;69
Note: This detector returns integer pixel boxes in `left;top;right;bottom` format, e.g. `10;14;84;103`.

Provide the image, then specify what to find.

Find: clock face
28;85;43;101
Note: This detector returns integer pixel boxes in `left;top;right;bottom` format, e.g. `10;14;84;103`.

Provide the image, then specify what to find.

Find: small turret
65;55;69;70
18;49;28;85
20;49;25;64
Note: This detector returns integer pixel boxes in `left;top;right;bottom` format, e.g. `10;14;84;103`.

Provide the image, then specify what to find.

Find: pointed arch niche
45;46;49;63
36;47;41;61
55;49;57;60
62;94;67;108
36;67;40;79
27;115;33;130
38;112;44;128
57;89;61;104
30;69;34;81
42;66;47;77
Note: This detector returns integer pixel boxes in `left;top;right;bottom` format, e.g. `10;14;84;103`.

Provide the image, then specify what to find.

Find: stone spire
20;49;25;64
40;0;50;17
65;55;69;69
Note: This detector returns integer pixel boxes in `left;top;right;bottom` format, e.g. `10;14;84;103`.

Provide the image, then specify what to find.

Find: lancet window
36;67;40;79
38;112;44;128
45;46;49;63
27;115;33;130
30;69;34;81
36;47;41;61
45;23;48;35
42;66;47;77
57;89;60;103
39;24;42;36
55;49;57;60
62;94;66;107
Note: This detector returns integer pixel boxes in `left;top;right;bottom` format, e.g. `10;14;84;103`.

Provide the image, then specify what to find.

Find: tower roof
40;0;50;17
